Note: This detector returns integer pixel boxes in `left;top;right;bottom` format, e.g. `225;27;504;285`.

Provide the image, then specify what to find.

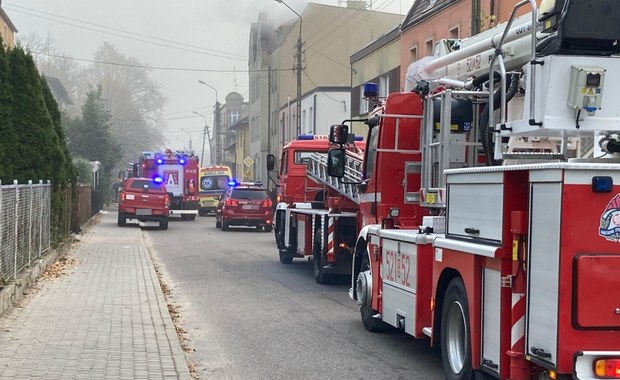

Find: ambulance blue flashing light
156;158;164;165
179;157;187;165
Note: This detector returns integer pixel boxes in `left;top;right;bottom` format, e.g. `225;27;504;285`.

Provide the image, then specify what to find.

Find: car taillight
595;358;620;378
225;199;238;207
120;192;126;203
164;194;171;208
261;200;273;208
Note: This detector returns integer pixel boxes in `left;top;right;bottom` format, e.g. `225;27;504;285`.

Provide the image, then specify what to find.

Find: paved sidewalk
0;208;191;379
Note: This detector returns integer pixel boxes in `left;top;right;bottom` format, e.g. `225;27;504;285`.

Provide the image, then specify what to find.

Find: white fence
0;180;51;281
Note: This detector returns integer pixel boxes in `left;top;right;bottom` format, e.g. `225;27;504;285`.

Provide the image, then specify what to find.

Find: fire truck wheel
279;250;293;264
117;214;126;227
358;254;385;332
313;230;330;284
441;277;472;380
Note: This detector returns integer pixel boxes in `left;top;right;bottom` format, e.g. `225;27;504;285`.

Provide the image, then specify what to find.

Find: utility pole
198;80;219;164
275;0;303;136
215;100;221;165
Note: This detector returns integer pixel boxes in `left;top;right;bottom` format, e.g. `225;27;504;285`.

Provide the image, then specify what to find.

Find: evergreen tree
0;37;15;180
65;86;121;200
40;76;75;186
7;46;57;182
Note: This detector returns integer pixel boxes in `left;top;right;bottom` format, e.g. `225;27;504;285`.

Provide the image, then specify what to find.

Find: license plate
136;208;152;215
242;205;259;210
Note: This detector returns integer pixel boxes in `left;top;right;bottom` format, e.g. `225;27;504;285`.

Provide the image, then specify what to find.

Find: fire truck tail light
276;194;282;203
594;358;620;378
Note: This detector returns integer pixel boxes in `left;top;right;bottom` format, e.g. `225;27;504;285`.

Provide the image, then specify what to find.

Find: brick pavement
0;208;191;379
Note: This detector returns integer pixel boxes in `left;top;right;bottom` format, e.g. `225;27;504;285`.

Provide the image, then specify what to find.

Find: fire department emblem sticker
599;194;620;242
164;170;178;186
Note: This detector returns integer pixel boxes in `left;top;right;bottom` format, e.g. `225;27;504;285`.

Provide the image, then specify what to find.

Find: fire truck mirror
266;154;275;171
327;148;345;178
329;124;349;145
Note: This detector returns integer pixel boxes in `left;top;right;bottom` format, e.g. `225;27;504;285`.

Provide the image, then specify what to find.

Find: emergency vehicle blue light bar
363;82;378;98
179;157;186;165
354;136;363;141
156;158;164;165
228;180;238;187
153;176;163;184
297;134;315;140
592;176;613;193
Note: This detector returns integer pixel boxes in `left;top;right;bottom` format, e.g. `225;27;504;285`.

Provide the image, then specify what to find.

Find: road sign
243;156;255;168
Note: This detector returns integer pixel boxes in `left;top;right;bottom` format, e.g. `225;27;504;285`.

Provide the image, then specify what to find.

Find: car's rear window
231;189;268;200
129;179;164;191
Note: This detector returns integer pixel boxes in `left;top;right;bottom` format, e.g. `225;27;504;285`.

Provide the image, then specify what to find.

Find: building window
449;26;459;39
229;110;240;125
359;88;369;114
409;45;418;63
425;39;434;57
302;109;307;132
379;75;389;98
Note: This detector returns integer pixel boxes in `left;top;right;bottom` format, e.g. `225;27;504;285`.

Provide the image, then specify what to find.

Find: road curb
140;229;193;380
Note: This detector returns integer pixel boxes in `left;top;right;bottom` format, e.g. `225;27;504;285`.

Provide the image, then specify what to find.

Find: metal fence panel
0;181;51;281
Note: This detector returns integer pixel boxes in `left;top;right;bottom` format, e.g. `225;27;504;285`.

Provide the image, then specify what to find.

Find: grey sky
4;0;413;152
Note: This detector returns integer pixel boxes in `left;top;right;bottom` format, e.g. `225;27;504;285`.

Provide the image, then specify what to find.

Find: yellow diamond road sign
243;156;255;168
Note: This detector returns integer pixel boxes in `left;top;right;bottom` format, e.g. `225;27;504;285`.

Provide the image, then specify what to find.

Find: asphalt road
143;215;444;380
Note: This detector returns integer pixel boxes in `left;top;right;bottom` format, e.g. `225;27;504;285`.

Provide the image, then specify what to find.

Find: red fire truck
137;149;199;220
321;1;620;379
269;134;365;283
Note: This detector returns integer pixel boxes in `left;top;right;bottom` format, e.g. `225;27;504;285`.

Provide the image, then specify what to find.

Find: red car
118;177;171;230
215;182;273;232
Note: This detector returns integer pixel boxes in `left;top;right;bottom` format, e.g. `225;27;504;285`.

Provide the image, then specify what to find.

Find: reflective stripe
359;192;381;203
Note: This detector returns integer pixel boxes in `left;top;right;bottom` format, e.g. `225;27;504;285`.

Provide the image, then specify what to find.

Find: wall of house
273;3;403;146
0;8;16;48
399;0;534;90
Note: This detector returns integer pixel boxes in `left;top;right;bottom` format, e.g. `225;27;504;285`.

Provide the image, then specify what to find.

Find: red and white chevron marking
511;293;526;350
326;215;335;262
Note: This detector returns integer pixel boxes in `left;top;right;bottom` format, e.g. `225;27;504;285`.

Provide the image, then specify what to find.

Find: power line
28;50;286;73
5;4;248;61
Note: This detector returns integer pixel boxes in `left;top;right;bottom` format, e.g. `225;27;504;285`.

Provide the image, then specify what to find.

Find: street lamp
198;80;221;165
275;0;302;136
193;110;213;166
180;128;192;152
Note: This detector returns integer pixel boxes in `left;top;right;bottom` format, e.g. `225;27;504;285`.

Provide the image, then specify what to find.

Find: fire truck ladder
307;152;363;204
